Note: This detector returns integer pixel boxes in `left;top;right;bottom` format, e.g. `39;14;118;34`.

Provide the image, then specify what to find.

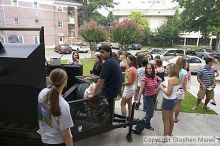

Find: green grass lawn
45;48;54;52
81;59;95;76
80;59;216;115
181;92;216;114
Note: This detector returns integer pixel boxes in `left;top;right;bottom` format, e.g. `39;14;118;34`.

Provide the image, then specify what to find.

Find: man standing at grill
88;45;123;122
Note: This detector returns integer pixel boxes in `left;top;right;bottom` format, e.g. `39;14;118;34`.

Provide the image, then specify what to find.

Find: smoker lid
0;43;39;58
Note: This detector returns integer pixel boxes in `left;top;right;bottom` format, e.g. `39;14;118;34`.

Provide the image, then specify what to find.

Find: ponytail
48;68;67;117
49;86;61;116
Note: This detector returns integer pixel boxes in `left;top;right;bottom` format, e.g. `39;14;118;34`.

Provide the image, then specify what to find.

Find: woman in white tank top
159;64;179;138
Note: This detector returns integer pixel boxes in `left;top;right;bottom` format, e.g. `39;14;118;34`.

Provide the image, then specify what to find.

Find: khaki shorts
197;87;214;100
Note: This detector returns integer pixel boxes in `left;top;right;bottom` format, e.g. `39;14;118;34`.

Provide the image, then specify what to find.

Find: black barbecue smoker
0;27;138;146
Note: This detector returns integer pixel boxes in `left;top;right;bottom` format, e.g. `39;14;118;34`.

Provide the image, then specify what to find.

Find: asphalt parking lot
45;48;143;61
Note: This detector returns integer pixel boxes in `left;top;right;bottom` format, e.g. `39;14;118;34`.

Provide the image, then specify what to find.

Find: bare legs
174;99;182;122
162;109;174;136
121;97;132;118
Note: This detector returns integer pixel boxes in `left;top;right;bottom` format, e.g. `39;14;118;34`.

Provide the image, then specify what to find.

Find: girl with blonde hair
174;57;187;123
159;63;179;137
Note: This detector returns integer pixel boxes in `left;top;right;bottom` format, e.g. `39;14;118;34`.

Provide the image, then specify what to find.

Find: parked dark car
135;48;164;58
54;44;73;54
131;43;142;50
196;48;214;59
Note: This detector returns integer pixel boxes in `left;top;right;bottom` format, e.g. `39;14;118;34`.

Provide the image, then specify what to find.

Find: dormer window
57;6;63;12
33;1;39;9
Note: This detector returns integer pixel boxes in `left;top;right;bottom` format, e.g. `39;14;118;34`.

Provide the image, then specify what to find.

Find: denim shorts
162;98;177;111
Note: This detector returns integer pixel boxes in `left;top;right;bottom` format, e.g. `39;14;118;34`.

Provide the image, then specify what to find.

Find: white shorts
122;85;135;99
177;89;185;100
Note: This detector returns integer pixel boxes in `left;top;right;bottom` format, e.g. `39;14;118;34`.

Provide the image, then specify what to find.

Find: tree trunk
89;42;96;58
215;33;220;52
89;42;93;58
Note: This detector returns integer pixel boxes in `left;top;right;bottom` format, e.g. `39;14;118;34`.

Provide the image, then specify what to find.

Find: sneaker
191;106;198;110
203;106;211;111
174;119;179;123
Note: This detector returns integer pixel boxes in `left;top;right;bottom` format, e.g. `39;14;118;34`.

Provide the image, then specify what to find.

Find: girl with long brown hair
121;55;137;119
38;68;74;146
175;57;188;123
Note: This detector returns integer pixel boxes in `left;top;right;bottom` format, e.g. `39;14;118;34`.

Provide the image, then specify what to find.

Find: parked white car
160;48;196;61
70;43;90;53
166;56;205;73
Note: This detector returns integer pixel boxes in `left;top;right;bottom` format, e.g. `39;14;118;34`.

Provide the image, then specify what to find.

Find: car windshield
186;51;196;56
150;48;164;54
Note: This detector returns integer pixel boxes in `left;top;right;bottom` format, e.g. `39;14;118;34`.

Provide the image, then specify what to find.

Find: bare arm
197;75;206;89
138;80;145;98
156;76;162;87
216;71;219;77
61;128;73;146
213;77;216;88
182;75;187;91
90;78;105;97
160;79;173;97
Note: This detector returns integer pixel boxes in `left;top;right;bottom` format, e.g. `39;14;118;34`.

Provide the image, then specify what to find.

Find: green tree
89;11;116;26
128;11;151;45
80;21;107;57
155;11;181;47
75;0;115;25
176;0;220;50
110;19;144;51
128;12;149;29
106;11;116;25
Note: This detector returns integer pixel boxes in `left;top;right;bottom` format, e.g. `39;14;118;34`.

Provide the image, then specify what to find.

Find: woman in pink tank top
121;55;137;119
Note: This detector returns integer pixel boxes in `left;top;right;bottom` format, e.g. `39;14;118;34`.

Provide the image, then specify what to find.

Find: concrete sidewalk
189;76;220;115
75;75;220;146
76;105;220;146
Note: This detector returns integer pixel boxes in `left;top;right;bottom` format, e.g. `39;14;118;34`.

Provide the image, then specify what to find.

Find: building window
57;6;63;12
14;18;19;25
35;19;39;26
18;36;23;43
58;22;63;27
58;36;64;44
33;1;39;9
34;36;39;44
11;0;18;6
69;31;75;37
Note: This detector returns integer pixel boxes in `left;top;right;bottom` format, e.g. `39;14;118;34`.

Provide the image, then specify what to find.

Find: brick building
0;0;81;47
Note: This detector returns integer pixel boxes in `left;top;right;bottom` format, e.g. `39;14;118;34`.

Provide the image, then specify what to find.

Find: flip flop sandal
174;119;179;123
